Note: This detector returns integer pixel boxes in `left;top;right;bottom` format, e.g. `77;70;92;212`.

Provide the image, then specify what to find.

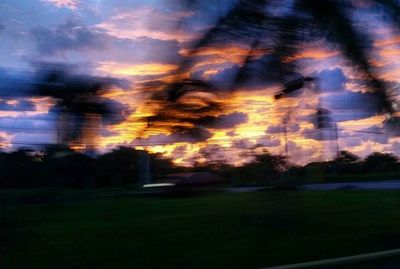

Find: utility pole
334;122;340;158
284;124;289;157
283;122;290;181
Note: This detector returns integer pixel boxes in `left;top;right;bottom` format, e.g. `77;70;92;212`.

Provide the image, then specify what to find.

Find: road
300;180;400;190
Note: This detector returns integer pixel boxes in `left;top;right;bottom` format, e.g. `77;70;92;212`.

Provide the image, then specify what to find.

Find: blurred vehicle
143;172;225;190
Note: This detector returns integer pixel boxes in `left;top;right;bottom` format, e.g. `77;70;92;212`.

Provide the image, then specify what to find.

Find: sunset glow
1;0;400;166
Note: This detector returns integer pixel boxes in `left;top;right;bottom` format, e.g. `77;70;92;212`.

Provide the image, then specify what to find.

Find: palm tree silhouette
147;0;400;132
35;69;124;151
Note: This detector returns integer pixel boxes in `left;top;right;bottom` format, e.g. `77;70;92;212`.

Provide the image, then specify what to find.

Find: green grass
325;172;400;182
1;190;400;269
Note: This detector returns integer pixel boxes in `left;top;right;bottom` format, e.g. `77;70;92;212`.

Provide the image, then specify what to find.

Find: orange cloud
379;48;400;57
94;40;395;166
0;131;12;149
375;35;400;47
287;48;339;61
97;62;178;76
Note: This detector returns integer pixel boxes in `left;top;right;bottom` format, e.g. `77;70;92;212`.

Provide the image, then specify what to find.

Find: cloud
101;100;133;126
194;112;248;129
0;113;55;134
232;139;254;149
231;54;302;90
171;145;188;159
339;125;390;147
0;23;4;33
0;64;130;100
92;37;182;67
327;90;386;121
266;123;300;134
358;125;390;144
256;135;281;147
196;144;231;164
226;130;236;137
31;19;108;55
0;69;35;98
101;129;120;138
0;133;10;148
132;127;212;146
286;141;320;164
97;62;178;77
207;64;240;90
303;128;337;141
383;117;400;134
0;100;36;112
316;68;347;92
96;7;194;42
41;0;79;10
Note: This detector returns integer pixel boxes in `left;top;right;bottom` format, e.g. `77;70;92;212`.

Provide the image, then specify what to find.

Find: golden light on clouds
98;62;178;76
90;25;400;165
287;48;339;61
339;115;384;130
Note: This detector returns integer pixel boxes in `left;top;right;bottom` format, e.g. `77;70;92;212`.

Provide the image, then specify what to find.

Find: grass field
1;190;400;269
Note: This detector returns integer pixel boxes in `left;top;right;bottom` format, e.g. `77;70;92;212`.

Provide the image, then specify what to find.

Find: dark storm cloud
194;112;248;129
101;100;134;126
31;19;108;55
132;127;212;146
138;80;167;89
32;66;132;129
0;64;130;100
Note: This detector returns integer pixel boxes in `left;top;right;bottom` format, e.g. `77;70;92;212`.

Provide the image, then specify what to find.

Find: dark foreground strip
261;248;400;269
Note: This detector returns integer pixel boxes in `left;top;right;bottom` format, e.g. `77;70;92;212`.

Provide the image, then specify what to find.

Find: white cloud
41;0;79;10
96;7;195;42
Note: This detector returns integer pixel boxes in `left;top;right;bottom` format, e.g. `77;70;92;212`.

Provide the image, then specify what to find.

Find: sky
1;0;400;166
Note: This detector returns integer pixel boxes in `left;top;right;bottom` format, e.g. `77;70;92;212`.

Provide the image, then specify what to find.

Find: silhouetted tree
96;146;138;186
330;150;361;174
363;152;399;173
34;68;129;151
0;149;42;188
149;152;177;179
334;151;360;164
239;151;289;183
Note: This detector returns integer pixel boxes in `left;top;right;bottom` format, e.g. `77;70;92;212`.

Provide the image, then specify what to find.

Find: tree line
0;146;399;188
0;146;176;188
